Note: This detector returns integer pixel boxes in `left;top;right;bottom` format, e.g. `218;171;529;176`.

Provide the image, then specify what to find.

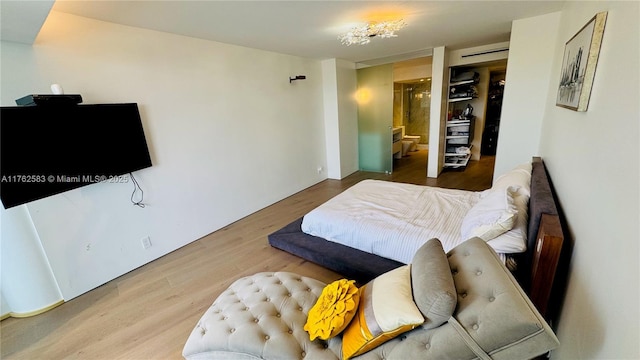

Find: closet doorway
441;60;507;185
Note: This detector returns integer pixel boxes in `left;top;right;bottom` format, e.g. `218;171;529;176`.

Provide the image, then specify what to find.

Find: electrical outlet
317;166;323;174
141;236;152;249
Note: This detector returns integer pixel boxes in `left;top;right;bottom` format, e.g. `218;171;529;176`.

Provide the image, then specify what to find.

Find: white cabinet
392;127;403;159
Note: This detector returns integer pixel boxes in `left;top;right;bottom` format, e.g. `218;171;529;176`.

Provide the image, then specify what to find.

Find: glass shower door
357;64;393;173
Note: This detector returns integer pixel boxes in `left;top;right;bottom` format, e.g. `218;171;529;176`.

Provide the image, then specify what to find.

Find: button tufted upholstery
183;272;343;359
183;238;558;360
351;239;559;360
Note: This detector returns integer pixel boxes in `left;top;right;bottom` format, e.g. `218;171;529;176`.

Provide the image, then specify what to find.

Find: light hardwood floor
1;150;494;359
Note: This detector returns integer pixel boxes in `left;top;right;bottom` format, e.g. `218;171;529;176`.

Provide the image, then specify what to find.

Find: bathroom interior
393;78;431;158
392;57;432;162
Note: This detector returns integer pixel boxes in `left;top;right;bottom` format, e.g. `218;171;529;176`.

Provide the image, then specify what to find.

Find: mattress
301;179;482;264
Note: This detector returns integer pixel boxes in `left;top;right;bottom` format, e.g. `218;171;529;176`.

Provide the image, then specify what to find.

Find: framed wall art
556;11;607;112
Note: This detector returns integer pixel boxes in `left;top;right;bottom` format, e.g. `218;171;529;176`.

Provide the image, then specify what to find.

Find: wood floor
1;150;495;359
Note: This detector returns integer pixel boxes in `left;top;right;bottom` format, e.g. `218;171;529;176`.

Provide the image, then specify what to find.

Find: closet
444;69;479;169
442;60;506;170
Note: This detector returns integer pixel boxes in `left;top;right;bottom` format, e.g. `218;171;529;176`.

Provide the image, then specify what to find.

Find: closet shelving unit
444;70;479;169
444;119;475;168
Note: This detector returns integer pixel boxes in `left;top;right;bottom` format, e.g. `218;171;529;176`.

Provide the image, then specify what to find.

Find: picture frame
556;11;607;112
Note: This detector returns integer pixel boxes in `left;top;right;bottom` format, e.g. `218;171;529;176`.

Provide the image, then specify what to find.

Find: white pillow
486;189;529;253
461;186;518;241
492;162;532;197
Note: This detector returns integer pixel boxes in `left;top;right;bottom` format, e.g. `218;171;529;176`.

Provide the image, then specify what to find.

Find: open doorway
392;57;432;172
393;79;431;149
441;60;507;185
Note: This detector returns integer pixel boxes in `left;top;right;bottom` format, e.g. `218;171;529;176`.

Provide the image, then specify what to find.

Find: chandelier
338;20;407;46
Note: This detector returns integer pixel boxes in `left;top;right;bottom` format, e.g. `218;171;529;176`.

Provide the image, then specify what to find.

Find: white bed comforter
301;179;482;264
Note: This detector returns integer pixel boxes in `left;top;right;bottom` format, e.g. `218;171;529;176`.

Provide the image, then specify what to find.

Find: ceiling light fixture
338;19;407;46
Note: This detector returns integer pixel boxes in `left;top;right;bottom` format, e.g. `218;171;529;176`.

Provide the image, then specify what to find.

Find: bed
299;176;526;264
268;157;565;321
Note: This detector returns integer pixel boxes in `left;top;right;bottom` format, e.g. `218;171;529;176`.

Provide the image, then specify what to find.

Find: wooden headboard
530;214;564;318
519;157;566;321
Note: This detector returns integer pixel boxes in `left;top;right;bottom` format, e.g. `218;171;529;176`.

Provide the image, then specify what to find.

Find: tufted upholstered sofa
182;238;559;359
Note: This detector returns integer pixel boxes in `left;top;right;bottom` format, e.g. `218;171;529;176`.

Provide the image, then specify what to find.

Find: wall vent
461;47;509;59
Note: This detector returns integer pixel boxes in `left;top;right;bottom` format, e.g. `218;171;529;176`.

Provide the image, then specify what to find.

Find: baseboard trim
1;300;65;320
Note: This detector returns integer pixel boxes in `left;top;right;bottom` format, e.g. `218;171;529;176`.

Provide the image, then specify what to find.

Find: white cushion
461;186;518;241
341;265;424;359
482;162;532;254
492;162;532;196
487;189;528;253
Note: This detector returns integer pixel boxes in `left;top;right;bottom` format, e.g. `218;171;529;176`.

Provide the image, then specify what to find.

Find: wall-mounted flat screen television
0;103;152;209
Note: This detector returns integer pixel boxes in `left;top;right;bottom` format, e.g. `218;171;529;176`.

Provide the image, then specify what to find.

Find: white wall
537;2;639;359
322;59;341;179
427;46;448;178
1;11;328;302
321;58;358;180
1;292;9;318
494;12;562;177
1;206;62;316
334;59;359;179
392;57;433;82
503;3;639;359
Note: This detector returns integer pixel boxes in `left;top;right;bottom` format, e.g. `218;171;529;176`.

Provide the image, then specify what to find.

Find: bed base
267;217;403;284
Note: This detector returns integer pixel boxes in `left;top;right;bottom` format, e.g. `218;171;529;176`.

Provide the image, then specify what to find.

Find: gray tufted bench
183;272;342;359
183;238;559;359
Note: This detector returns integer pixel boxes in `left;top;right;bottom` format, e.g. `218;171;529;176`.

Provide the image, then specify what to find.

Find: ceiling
2;1;566;64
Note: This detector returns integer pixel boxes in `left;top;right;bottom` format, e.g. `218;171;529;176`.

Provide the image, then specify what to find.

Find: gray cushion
410;238;457;329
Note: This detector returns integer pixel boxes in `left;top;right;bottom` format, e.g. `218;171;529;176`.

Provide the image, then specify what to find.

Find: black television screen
0;103;152;209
